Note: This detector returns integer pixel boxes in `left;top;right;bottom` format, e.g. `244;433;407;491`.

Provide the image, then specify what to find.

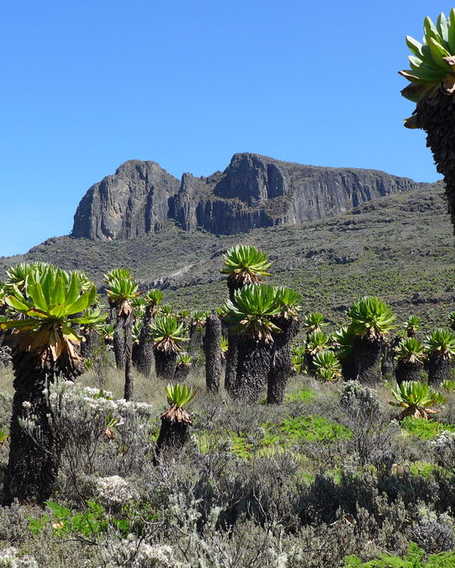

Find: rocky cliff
72;153;426;240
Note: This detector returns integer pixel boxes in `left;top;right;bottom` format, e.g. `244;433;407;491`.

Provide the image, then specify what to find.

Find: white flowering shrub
100;535;176;567
0;547;38;568
45;381;156;494
94;475;139;508
430;430;455;469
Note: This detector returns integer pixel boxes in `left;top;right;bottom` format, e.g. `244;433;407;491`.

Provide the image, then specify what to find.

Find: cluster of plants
0;236;453;566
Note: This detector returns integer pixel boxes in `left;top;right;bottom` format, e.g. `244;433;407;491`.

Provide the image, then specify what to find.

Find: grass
400;416;455;440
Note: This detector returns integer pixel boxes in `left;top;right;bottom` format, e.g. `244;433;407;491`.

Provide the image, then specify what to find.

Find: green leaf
406;35;423;57
428;37;452;70
5;295;30;313
449;9;455;52
437;12;449;45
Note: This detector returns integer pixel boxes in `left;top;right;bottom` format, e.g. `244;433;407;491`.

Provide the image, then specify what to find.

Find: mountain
71;153;427;240
1;178;453;330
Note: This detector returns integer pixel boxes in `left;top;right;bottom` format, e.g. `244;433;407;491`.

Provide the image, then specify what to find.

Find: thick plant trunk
188;325;203;356
224;331;238;396
267;318;299;404
352;336;383;384
428;354;450;386
4;352;60;505
123;313;134;401
113;314;125;370
204;313;222;393
154;349;177;381
414;90;455;233
395;361;423;384
174;364;191;382
232;337;272;403
155;417;190;460
136;308;155;378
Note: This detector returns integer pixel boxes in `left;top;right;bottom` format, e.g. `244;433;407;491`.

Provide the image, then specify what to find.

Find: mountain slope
2;181;453;329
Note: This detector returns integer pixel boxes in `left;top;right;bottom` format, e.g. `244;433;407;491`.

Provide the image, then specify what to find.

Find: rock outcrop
72;153;426;240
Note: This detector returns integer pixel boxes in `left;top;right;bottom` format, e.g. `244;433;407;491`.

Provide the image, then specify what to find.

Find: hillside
1;181;453;329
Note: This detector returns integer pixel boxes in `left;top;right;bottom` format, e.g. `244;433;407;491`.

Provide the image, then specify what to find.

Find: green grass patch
285;388;316;403
269;415;352;443
409;461;445;478
401;417;455;440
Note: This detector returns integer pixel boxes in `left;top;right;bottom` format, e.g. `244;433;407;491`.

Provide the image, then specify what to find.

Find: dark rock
72;153;427;241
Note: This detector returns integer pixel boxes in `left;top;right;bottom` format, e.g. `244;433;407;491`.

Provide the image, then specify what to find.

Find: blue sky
0;0;444;256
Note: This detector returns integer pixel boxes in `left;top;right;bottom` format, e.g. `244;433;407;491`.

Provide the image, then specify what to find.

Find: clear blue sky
0;0;443;256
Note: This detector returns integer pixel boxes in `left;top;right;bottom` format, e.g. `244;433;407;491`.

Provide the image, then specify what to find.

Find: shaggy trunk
352;336;383;384
4;349;80;505
155;407;191;461
203;313;222;393
395;360;423;384
123;313;134;401
174;364;191;382
232;337;273;403
136;307;155;378
188;325;204;356
267;318;299;404
224;331;238;396
428;353;451;386
414;90;455;233
113;313;125;370
154;349;177;381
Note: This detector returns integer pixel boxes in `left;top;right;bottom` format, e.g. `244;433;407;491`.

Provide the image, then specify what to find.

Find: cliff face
72;153;424;240
72;160;180;240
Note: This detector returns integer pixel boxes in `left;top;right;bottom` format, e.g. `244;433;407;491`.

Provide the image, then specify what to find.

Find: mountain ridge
71;153;430;240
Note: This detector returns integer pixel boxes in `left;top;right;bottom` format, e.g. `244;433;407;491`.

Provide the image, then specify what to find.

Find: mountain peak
72;154;426;241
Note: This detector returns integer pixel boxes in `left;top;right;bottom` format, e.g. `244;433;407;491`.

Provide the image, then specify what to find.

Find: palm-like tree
221;244;272;299
348;296;396;383
390;381;445;420
188;311;209;356
302;312;326;335
313;350;341;382
223;284;280;402
221;245;272;397
150;315;188;381
155;384;195;461
136;289;163;378
291;345;306;374
104;269;139;400
400;11;455;233
305;331;330;373
331;326;357;380
425;328;455;385
0;265;103;504
267;287;301;404
404;315;421;338
174;352;192;382
203;312;223;393
394;337;426;384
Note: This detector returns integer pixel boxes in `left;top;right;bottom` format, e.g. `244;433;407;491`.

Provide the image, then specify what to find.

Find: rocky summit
72;153;426;240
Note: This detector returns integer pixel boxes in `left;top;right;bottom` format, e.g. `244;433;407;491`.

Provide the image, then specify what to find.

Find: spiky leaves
394;337;426;384
222;284;281;343
0;266;102;373
390;381;445;420
313;350;341;382
348;297;396;340
425;328;455;385
302;312;326;334
151;316;188;381
151;316;188;353
400;11;455;107
155;384;196;460
221;245;271;296
404;316;421;337
104;270;139;317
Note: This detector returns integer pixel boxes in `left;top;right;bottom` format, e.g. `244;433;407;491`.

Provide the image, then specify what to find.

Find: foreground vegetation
0;241;453;567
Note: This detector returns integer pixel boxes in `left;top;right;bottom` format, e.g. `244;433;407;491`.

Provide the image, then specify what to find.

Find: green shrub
344;542;455;567
401;416;455;440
